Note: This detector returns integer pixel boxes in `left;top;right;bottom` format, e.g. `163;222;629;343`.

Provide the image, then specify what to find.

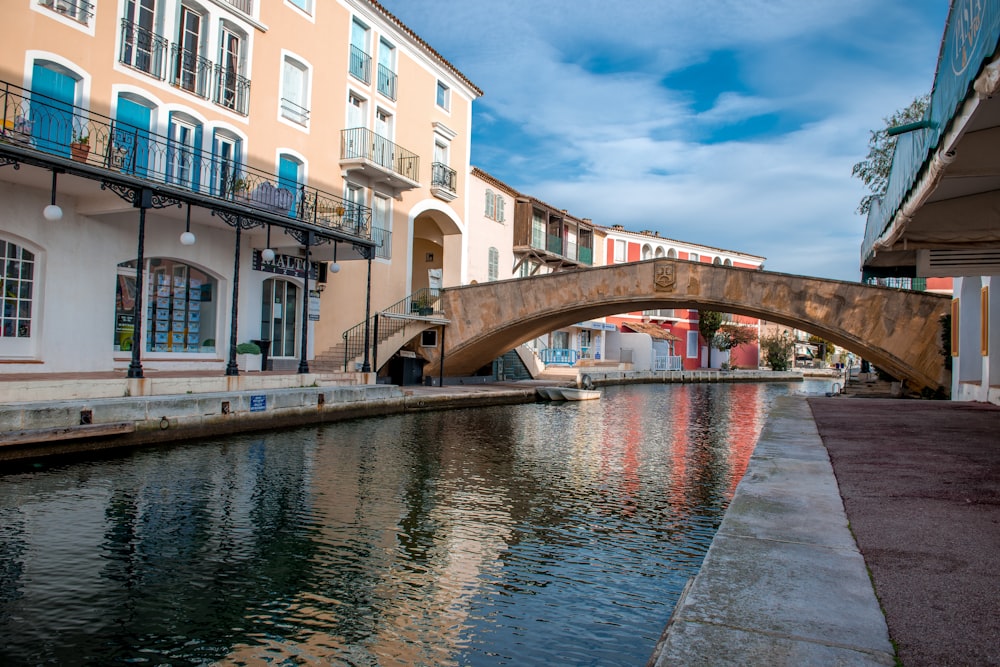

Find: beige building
0;0;479;375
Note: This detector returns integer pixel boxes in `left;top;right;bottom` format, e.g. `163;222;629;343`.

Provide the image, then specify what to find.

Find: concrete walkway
650;396;896;666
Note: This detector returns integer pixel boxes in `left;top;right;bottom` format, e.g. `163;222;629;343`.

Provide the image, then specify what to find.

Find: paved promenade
651;396;1000;667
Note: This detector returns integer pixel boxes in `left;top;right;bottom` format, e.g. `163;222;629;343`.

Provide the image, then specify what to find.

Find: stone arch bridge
417;260;951;393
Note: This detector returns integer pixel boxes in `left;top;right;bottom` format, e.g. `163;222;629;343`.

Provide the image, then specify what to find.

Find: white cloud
379;0;950;280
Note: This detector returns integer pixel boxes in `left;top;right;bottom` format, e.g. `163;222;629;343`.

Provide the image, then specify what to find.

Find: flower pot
70;142;90;163
237;353;262;372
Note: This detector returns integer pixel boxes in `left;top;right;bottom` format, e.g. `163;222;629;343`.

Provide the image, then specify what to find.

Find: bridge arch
425;259;951;392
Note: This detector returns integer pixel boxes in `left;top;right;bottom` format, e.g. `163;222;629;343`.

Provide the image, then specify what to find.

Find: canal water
0;380;833;666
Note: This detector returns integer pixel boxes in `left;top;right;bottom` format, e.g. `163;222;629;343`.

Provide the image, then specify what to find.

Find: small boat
558;387;601;401
537;386;566;400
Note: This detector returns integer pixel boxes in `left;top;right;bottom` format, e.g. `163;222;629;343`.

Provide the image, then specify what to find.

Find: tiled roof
622;321;681;341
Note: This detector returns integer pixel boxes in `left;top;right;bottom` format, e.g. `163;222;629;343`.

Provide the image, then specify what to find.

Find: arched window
1;239;35;339
667;248;677;259
261;278;299;358
642;244;653;260
116;259;217;353
713;256;722;265
655;246;665;258
724;258;733;266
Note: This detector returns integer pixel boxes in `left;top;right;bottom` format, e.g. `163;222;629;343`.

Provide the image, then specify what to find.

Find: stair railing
340;288;440;371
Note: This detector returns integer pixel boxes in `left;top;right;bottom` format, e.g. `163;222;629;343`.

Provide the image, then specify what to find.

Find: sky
376;0;952;281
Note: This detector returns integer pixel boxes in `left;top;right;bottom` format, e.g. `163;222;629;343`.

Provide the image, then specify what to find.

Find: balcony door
123;0;157;74
218;26;242;110
277;155;302;217
114;95;153;177
176;6;202;94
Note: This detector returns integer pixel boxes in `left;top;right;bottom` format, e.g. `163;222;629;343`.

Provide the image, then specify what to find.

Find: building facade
0;0;479;375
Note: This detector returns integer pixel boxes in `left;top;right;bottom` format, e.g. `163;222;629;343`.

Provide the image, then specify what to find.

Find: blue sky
377;1;950;280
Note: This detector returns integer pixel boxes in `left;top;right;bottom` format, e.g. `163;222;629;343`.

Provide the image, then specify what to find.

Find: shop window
115;259;217;353
1;240;35;339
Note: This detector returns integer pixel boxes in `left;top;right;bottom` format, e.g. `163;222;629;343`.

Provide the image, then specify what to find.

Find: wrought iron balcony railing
39;0;94;25
117;19;250;116
222;0;253;15
0;80;371;240
340;127;419;183
280;98;310;125
377;64;397;100
119;19;169;80
170;44;213;99
349;45;372;84
430;162;456;193
371;225;392;260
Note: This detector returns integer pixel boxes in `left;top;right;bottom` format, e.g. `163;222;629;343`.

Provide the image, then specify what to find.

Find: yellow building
0;0;479;376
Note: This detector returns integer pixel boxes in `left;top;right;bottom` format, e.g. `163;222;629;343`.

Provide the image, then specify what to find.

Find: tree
712;324;758;369
759;331;794;371
851;94;930;215
698;311;723;367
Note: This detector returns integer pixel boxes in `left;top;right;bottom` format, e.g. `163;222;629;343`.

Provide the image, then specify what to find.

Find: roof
621;322;681;342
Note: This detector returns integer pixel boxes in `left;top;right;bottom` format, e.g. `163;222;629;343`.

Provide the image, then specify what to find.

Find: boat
536;386;565;400
558;387;601;401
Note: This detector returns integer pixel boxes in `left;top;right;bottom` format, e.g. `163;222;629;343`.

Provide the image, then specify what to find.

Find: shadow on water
0;380;830;666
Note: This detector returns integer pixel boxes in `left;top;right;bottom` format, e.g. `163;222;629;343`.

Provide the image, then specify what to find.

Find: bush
236;342;261;355
760;332;794;371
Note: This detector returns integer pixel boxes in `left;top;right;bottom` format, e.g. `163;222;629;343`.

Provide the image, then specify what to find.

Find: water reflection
0;381;830;666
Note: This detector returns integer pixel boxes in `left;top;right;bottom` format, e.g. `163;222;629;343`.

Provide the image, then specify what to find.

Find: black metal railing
222;0;253;15
118;19;249;116
39;0;95;24
341;288;439;371
119;19;169;80
349;45;371;84
170;44;213;99
371;225;392;260
341;127;419;183
377;64;397;100
214;65;250;115
0;80;371;240
430;162;456;193
280;97;310;125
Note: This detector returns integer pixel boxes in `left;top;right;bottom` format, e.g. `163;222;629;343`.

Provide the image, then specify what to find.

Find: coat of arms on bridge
654;262;676;292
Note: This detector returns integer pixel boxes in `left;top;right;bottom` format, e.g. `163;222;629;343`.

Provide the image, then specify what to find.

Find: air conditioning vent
917;248;1000;276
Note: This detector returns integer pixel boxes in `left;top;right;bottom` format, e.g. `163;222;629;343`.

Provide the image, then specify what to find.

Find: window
287;0;311;13
175;5;206;96
518;260;536;278
377;38;397;99
217;24;248;114
372;193;391;259
642;244;652;260
30;62;79;158
374;108;393;168
531;212;545;249
125;259;217;353
167;112;202;189
277;154;303;216
667;248;677;258
1;240;35;339
121;0;161;77
38;0;95;26
344;183;365;227
436;81;450;111
613;240;626;263
211;129;241;196
280;55;310;125
495;194;505;222
347;92;366;130
686;330;699;358
349;18;371;83
485;189;495;218
261;279;298;358
689;252;700;262
488;247;499;282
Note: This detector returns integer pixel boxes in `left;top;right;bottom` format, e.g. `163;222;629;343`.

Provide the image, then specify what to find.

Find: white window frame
613;240;626;263
686;330;699;359
435;80;450;111
279;52;311;129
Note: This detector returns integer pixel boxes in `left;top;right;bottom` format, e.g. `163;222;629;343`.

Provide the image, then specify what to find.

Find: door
31;64;75;158
261;279;298;358
177;6;202;94
219;28;241;110
124;0;157;74
114;96;152;177
211;131;240;196
277;155;301;217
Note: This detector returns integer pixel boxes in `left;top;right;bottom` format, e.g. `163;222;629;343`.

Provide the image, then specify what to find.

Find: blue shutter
31;64;75;158
278;155;300;217
114;97;152;177
191;123;203;192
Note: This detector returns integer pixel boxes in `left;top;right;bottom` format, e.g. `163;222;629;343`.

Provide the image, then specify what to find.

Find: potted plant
236;341;262;372
70;132;90;162
229;176;250;202
411;294;434;316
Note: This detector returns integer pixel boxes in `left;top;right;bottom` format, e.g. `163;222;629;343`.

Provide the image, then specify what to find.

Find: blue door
31;64;75;158
278;155;301;217
114;97;152;177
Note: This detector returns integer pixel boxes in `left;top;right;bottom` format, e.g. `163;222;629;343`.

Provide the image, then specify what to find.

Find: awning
621;322;681;341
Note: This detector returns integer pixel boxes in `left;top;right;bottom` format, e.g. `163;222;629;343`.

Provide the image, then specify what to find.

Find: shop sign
253;250;319;279
308;290;321;321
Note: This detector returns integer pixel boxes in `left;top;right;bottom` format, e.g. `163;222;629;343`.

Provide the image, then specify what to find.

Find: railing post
225;223;241;376
372;313;379;373
298;232;311;374
361;251;373;373
126;192;149;379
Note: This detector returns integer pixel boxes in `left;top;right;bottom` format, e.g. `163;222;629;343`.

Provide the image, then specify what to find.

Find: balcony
117;19;250;116
38;0;94;25
340;127;420;193
377;64;397;100
349;45;371;84
0;80;372;244
280;98;309;125
430;162;456;201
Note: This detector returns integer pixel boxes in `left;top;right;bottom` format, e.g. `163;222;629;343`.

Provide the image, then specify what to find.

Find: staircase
312;289;442;373
497;349;532;381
